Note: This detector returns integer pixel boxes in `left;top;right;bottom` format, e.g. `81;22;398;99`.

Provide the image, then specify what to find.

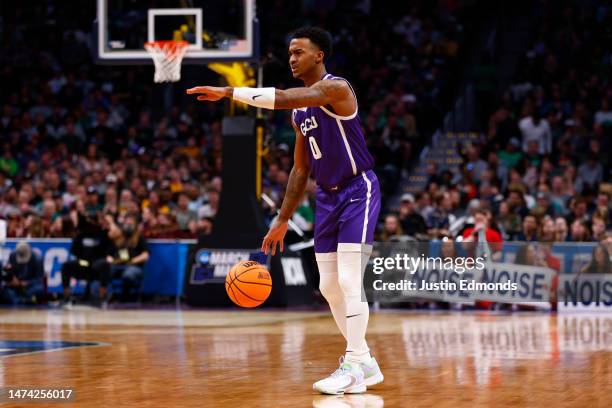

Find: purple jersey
292;74;374;189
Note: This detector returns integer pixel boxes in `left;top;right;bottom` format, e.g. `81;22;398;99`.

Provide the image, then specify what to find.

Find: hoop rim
144;40;190;48
144;40;189;51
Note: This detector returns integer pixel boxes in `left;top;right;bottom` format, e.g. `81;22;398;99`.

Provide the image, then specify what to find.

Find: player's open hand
261;219;288;256
186;86;229;102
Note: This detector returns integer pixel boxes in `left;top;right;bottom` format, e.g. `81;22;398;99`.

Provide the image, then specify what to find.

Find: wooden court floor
0;308;610;407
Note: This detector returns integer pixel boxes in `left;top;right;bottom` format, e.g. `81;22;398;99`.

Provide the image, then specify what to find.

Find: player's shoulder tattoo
317;79;349;92
315;79;350;101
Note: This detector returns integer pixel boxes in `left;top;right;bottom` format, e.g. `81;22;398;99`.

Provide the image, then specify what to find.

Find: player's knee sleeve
337;244;373;299
319;274;343;304
316;252;342;304
337;252;363;299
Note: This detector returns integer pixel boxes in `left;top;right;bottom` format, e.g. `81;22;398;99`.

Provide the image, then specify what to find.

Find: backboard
95;0;258;64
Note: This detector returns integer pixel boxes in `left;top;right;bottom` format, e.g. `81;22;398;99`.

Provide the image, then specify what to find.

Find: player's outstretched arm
274;80;350;109
261;124;310;255
186;80;351;110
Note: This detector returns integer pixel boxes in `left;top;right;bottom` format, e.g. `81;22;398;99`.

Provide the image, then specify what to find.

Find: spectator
594;98;612;127
539;216;556;242
461;208;503;260
516;214;539;242
539;241;561;272
397;194;427;237
0;149;18;177
541;240;562;308
427;192;453;238
498;138;524;170
519;110;552;155
579;244;611;274
106;214;149;301
566;198;589;226
174;193;197;232
497;201;521;240
591;216;607;242
85;187;103;217
415;192;434;220
549;176;570;216
569;219;590;242
61;214;112;306
576;156;603;193
380;213;404;242
531;191;557;219
554;216;570;242
515;243;544;267
507;189;529;218
198;190;219;220
0;242;45;305
464;144;488;183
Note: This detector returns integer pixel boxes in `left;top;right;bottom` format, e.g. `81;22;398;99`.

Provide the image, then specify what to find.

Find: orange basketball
225;260;272;308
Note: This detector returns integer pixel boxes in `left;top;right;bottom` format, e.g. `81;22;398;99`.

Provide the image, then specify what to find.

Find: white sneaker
359;357;384;387
313;357;366;395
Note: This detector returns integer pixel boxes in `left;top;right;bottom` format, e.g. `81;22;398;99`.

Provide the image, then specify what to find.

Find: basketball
225;261;272;308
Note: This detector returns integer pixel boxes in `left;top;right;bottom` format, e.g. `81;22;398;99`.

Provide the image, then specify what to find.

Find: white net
144;41;189;83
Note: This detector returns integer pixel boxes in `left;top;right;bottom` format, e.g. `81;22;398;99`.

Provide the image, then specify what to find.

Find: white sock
316;252;347;341
344;299;371;364
337;244;372;364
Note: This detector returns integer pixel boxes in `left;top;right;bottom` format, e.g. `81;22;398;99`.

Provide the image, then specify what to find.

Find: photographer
61;210;112;306
106;214;149;301
0;241;45;305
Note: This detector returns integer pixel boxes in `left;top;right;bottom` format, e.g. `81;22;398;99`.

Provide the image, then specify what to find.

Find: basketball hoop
144;40;189;83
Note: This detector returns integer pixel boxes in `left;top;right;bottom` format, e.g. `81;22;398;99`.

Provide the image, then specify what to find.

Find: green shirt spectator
0;151;18;177
498;138;523;169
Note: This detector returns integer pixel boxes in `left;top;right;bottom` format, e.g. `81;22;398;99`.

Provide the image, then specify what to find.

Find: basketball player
187;27;383;395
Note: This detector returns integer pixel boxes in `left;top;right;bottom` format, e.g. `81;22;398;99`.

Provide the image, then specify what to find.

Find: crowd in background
0;0;609;250
1;0;611;306
0;1;465;241
379;1;611;256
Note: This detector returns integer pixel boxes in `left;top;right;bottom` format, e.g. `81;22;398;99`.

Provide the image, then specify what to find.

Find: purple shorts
314;170;381;253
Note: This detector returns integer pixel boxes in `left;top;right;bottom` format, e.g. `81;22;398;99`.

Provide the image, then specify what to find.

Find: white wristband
232;87;276;110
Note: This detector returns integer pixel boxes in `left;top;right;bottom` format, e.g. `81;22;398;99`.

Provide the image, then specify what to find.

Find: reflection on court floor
0;309;610;407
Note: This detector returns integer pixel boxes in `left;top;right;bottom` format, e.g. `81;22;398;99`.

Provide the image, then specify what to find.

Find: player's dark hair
291;27;333;59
